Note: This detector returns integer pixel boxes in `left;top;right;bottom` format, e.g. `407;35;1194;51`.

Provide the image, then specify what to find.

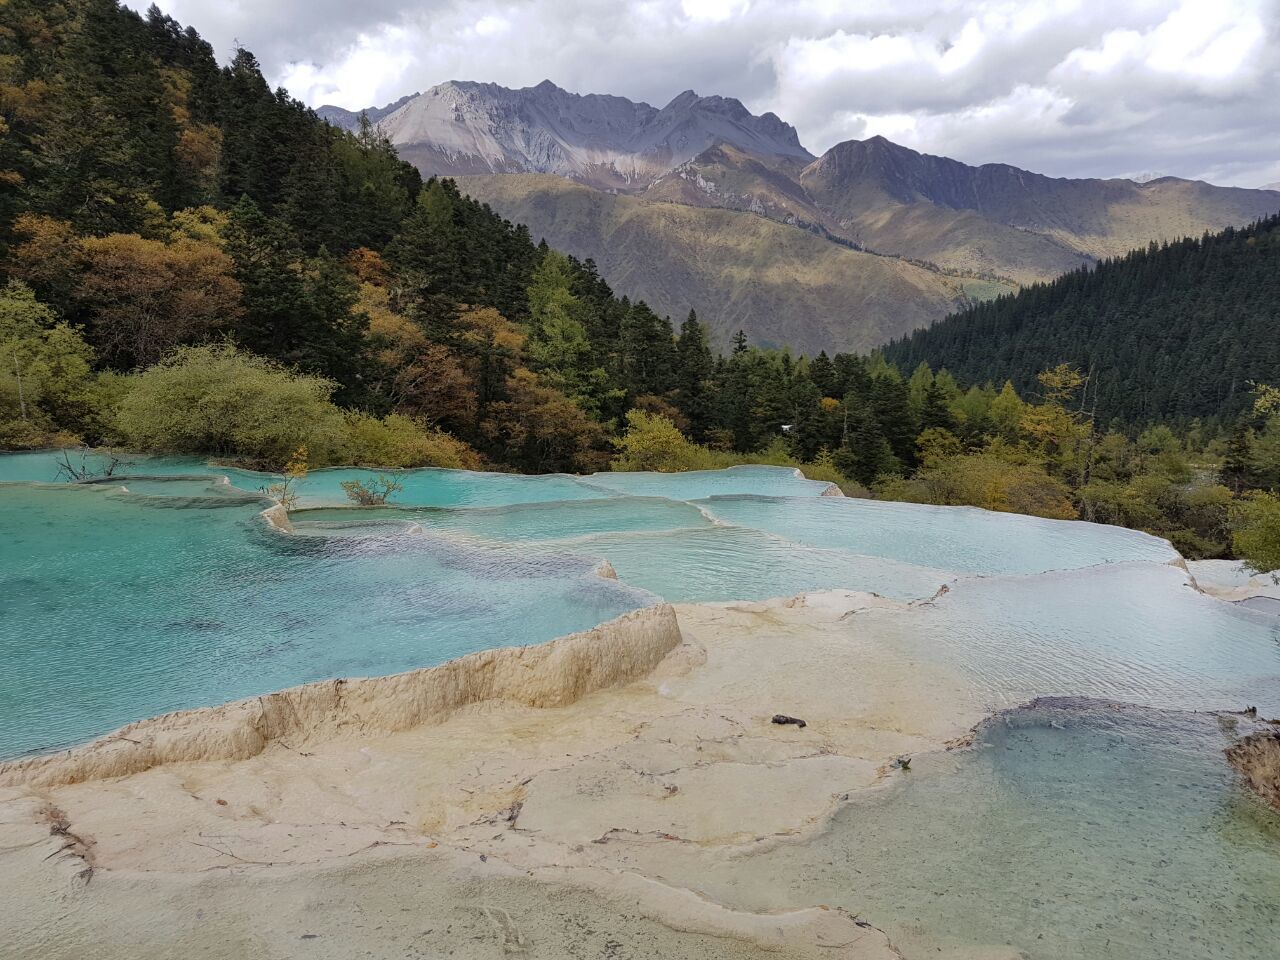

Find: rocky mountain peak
334;80;810;189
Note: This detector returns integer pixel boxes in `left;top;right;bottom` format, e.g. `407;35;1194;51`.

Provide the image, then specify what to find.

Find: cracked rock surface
0;592;1003;959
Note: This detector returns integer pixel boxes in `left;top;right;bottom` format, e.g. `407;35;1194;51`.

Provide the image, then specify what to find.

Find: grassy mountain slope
883;213;1280;425
460;174;1012;354
647;138;1280;287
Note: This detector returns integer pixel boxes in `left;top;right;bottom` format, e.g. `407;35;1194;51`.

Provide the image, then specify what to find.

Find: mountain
1265;181;1280;191
335;81;1280;353
662;136;1280;285
316;93;419;130
458;174;1010;354
883;214;1280;425
332;80;811;190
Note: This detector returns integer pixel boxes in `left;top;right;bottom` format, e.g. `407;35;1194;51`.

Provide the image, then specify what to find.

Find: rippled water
700;494;1179;575
4;450;1280;959
681;700;1280;960
858;563;1280;715
3;450;1276;754
0;481;650;757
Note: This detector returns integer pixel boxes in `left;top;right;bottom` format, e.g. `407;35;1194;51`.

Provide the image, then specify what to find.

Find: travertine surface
0;592;1000;960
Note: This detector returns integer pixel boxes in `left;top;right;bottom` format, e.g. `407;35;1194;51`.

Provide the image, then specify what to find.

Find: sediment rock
0;603;681;789
0;591;989;959
1227;730;1280;811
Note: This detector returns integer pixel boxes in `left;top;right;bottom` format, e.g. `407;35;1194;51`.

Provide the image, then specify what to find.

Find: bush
876;453;1077;520
800;449;864;495
114;344;347;469
341;411;479;469
1231;492;1280;576
0;419;81;450
341;475;405;505
612;410;717;472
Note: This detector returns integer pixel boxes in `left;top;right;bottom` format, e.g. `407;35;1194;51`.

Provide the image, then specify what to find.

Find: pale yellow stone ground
0;592;1011;960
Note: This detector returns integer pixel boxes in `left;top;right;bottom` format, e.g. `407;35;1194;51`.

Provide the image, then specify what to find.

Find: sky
126;0;1280;188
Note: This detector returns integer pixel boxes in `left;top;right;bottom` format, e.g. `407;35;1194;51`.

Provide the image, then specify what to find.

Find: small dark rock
771;714;807;728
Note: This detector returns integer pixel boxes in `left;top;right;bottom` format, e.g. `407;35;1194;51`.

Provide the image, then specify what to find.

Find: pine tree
919;381;958;433
224;197;366;394
1221;418;1254;493
620;302;676;397
834;409;897;486
808;350;835;397
675;310;714;439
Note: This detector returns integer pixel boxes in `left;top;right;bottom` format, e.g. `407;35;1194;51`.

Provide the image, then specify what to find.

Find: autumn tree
480;368;607;473
76;232;241;367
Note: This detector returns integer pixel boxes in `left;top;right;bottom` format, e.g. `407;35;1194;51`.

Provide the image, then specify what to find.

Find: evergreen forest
1;0;1277;571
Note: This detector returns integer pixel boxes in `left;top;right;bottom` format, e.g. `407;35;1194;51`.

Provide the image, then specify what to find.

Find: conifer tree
675;310;714;439
1221;418;1254;493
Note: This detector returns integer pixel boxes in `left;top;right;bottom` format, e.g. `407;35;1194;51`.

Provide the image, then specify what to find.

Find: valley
325;81;1280;351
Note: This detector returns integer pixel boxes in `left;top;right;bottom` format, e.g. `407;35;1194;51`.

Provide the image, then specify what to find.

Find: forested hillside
884;215;1280;426
0;0;769;473
1;1;1277;570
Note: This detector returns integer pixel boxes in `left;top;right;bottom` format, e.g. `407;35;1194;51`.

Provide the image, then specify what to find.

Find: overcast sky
127;0;1280;188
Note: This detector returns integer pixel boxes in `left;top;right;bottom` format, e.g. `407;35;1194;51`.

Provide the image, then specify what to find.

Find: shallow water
0;484;650;757
701;494;1179;575
521;524;956;602
3;451;1277;752
4;451;1280;957
684;700;1280;960
860;563;1280;715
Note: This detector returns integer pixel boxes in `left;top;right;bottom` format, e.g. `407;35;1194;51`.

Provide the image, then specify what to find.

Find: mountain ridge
317;93;419;130
321;79;810;190
456;173;1011;354
325;80;1280;353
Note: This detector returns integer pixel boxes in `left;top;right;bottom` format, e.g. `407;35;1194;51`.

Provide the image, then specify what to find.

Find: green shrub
341;411;478;469
114;344;346;469
0;418;81;450
875;453;1077;520
612;409;717;472
1231;492;1280;575
0;280;98;442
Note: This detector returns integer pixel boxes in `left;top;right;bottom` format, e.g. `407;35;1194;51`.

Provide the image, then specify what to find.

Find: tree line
883;213;1280;427
0;1;1276;571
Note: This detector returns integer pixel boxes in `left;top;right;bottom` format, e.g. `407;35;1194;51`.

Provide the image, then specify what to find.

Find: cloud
126;0;1280;187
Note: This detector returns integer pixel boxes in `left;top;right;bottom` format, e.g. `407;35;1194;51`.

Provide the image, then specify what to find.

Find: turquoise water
521;525;956;602
3;449;1276;757
581;465;834;500
683;700;1280;960
4;449;1280;957
700;494;1179;575
291;496;715;542
0;483;651;757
